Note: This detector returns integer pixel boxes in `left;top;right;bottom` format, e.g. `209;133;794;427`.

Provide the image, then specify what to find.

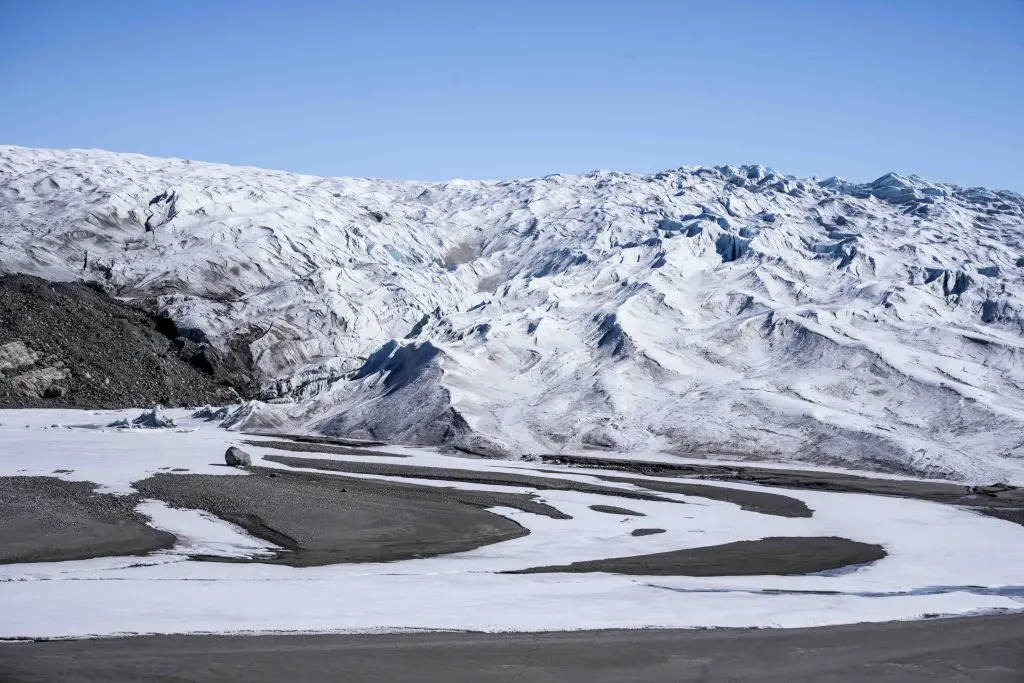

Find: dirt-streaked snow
2;147;1023;481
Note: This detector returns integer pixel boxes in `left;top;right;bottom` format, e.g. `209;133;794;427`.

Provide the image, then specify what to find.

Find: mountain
2;145;1023;482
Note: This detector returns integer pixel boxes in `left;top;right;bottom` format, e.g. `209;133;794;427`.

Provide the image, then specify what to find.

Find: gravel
542;454;1024;526
261;454;679;503
133;468;564;566
0;476;174;563
507;536;887;577
259;447;812;519
588;505;645;516
0;274;254;408
242;439;410;458
5;614;1021;682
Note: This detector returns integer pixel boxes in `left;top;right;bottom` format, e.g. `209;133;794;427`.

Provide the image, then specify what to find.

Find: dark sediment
262;451;815;519
541;454;1024;526
262;454;679;504
244;432;386;448
631;528;666;536
256;444;810;518
594;475;811;518
3;613;1021;683
508;536;886;576
0;477;174;563
134;468;564;566
242;439;410;458
589;505;645;516
0;273;256;408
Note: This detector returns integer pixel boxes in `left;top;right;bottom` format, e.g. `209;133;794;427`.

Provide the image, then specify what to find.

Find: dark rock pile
0;274;257;408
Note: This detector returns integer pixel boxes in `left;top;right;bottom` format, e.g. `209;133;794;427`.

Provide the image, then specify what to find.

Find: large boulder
224;446;252;467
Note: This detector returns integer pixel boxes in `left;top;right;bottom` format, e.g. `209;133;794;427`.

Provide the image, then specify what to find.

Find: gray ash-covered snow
0;274;255;408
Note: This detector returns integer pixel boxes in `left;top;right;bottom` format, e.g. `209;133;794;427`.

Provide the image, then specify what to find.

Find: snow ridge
2;146;1023;481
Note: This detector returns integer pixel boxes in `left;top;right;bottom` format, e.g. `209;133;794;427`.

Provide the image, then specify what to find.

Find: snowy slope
2;145;1023;481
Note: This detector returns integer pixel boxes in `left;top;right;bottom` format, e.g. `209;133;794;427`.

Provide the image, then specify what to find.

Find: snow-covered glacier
2;146;1023;482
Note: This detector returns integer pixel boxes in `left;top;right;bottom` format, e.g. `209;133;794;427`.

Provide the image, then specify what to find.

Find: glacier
1;145;1023;482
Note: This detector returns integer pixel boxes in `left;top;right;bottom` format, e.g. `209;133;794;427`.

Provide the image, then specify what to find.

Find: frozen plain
1;409;1022;639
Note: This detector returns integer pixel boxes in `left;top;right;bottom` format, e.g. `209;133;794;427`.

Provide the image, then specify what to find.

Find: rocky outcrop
0;340;69;399
11;365;69;399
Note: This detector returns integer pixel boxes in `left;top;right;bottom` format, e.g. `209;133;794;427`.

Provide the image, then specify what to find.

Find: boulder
0;341;39;373
225;446;252;467
10;365;69;398
43;384;68;398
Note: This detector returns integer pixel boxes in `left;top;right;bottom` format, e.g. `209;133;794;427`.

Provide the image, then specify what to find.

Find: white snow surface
2;146;1024;481
136;500;281;559
1;410;1023;638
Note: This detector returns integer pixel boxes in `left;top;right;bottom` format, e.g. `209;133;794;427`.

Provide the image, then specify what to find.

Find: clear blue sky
2;0;1022;190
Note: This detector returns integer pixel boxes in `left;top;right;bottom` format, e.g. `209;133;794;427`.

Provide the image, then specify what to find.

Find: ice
107;405;178;429
1;147;1023;481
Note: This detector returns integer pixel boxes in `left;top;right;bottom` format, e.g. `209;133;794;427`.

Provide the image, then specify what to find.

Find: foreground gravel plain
3;614;1022;683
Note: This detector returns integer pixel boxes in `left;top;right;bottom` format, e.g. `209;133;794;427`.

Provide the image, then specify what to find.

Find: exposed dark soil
541;454;1024;526
262;448;811;518
631;528;666;536
597;475;813;517
134;468;566;566
261;454;679;503
0;274;257;408
0;476;174;563
534;469;812;518
6;614;1021;683
244;432;386;448
589;505;645;516
508;536;886;577
242;439;410;458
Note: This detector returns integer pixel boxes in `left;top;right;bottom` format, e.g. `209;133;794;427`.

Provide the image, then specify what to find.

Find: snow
0;408;250;494
136;500;280;559
4;579;1015;637
1;411;1022;638
1;146;1023;481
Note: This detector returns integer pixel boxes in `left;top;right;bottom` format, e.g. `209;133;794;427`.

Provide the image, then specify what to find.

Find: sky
2;0;1022;191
